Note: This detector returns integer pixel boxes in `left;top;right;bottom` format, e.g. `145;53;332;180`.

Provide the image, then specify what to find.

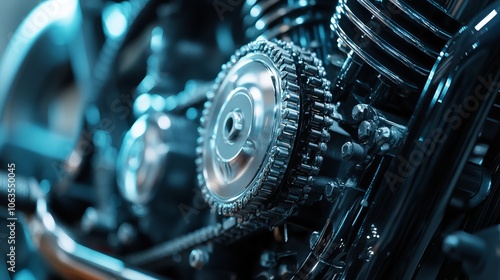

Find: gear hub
197;40;333;222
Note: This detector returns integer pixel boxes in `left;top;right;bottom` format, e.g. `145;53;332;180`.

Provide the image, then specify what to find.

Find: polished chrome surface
242;0;334;41
331;0;460;90
338;1;428;75
293;185;366;279
202;52;282;202
357;0;440;57
2;0;500;279
117;113;170;204
242;0;336;64
198;40;331;219
28;198;163;280
428;0;491;22
341;3;500;278
389;0;458;38
117;111;197;205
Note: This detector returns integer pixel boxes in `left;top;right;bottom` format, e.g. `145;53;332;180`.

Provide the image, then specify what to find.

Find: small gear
197;39;333;225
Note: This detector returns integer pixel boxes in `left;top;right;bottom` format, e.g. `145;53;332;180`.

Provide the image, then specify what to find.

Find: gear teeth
197;39;333;232
303;64;319;76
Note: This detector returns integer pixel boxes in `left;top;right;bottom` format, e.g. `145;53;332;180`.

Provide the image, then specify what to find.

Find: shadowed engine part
242;0;337;67
330;0;473;116
117;112;197;205
341;3;500;278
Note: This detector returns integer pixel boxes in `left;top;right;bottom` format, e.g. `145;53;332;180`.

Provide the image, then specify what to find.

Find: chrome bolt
324;181;339;202
189;249;209;270
310;231;320;249
352;104;370;121
260;251;276;268
223;109;244;143
341;142;367;162
358;120;374;140
375;127;391;145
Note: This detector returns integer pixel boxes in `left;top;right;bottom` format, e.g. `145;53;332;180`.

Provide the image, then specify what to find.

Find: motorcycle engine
0;0;499;279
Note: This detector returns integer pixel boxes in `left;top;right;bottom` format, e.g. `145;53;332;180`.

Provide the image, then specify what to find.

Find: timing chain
125;40;333;266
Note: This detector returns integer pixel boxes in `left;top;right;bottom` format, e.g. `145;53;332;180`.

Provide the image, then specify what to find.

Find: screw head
260;251;276;268
310;231;320;249
358;121;373;140
375;127;391;145
341;142;354;160
223;109;244;143
341;142;366;162
189;249;209;270
352;104;369;121
324;181;339;202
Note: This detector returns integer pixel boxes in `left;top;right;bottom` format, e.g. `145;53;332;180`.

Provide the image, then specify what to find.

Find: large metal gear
197;39;333;225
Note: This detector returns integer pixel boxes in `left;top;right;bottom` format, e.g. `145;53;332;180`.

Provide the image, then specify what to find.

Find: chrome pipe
26;197;166;280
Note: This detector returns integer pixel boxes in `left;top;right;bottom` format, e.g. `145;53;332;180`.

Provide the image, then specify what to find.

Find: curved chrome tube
26;198;165;280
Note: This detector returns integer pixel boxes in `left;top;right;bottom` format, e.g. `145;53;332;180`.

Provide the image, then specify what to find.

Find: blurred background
0;1;38;56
